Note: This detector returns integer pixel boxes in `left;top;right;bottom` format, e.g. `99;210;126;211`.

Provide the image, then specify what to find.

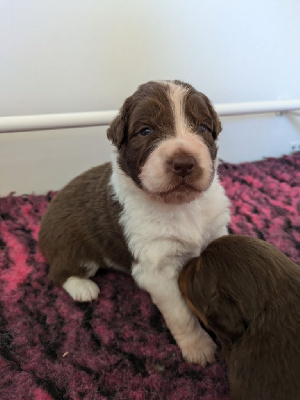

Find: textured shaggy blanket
0;152;299;400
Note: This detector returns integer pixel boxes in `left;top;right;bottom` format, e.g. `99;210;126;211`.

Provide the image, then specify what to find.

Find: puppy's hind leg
49;259;100;302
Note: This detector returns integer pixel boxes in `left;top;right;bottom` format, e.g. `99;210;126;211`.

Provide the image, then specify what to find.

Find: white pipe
0;100;300;133
0;111;118;133
216;100;300;117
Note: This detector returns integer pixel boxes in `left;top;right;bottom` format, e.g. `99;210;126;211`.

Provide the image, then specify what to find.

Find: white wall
1;0;300;195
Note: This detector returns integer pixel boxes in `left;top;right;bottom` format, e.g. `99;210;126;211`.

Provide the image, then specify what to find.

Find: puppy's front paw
179;330;217;366
63;277;100;302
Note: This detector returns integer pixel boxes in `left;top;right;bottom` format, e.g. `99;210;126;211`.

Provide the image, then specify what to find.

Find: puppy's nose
171;155;195;177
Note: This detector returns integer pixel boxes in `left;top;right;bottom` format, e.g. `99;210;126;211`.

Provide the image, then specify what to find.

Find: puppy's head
179;235;298;345
179;257;246;346
179;255;245;347
107;80;221;204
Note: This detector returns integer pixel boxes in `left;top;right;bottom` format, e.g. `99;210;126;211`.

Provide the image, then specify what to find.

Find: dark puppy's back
202;235;300;400
39;163;133;284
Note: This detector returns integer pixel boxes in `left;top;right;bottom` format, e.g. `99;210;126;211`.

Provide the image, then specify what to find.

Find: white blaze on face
168;82;190;138
140;82;213;200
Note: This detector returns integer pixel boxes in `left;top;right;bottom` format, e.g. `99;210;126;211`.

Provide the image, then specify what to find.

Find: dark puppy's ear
179;259;211;323
107;96;133;149
202;94;222;139
206;294;245;343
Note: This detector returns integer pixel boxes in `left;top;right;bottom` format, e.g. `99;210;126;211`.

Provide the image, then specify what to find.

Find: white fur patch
63;277;100;302
110;152;230;365
112;154;230;265
167;82;189;137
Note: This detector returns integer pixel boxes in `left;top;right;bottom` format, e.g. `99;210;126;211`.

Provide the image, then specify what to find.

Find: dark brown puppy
179;235;300;400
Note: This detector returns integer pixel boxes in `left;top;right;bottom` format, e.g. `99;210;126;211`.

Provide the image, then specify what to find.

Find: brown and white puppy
39;80;230;365
179;235;300;399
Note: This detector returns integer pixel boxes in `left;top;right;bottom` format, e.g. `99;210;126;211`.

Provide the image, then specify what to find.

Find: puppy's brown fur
39;163;134;285
179;235;300;400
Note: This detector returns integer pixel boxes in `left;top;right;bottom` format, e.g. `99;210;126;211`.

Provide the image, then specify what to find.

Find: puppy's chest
120;202;213;263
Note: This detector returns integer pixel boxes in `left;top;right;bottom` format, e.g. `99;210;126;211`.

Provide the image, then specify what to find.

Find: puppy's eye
199;124;206;133
140;128;153;136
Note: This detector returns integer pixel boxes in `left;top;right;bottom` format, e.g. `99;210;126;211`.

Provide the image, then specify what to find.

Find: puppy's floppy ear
202;94;222;139
206;294;246;343
107;114;126;149
179;260;204;316
107;96;133;149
